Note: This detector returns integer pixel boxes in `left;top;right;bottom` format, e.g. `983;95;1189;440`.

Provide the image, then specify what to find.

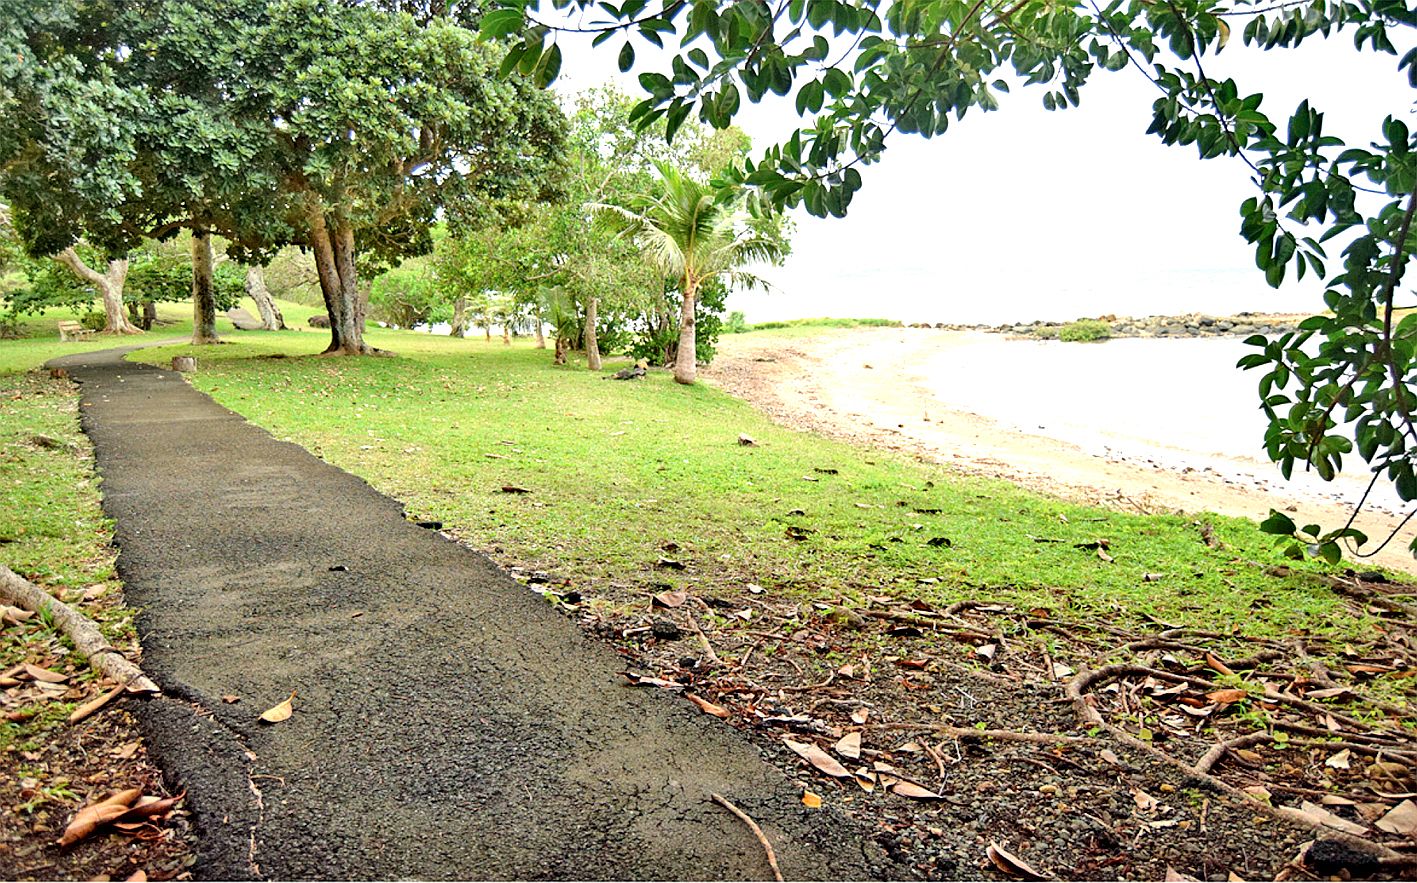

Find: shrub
1058;319;1112;342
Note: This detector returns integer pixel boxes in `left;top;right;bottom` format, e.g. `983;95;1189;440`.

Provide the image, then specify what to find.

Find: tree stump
171;356;196;373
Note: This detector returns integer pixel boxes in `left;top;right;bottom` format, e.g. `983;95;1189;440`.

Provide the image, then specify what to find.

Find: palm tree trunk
674;279;698;384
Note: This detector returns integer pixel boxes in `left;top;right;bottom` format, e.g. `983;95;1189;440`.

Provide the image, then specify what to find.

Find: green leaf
1259;510;1297;536
618;42;635;72
480;8;525;39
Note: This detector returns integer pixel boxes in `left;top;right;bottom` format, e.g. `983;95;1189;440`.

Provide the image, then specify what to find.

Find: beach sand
706;326;1417;574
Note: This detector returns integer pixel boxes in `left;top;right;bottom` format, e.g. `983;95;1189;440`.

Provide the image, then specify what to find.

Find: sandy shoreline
706;326;1417;574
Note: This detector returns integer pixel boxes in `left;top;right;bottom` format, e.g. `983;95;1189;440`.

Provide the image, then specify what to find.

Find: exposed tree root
0;565;158;694
1067;665;1403;861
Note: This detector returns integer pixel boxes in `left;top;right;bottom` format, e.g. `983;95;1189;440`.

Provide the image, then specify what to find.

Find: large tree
490;0;1417;557
0;0;565;353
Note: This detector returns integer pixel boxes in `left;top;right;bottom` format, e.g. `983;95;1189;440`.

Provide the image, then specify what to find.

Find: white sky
554;27;1415;324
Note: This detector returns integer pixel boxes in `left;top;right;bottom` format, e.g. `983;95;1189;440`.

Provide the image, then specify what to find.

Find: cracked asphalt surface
50;346;900;880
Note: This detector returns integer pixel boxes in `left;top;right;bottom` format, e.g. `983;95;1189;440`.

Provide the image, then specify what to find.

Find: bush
1058;319;1112;342
80;310;106;331
725;310;747;334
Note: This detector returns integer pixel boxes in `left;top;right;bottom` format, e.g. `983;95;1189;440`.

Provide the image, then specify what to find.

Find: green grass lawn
128;325;1378;643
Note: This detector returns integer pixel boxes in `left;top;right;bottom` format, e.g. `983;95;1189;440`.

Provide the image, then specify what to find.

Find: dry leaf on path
126;871;148;882
1205;653;1236;677
834;731;862;760
987;841;1046;880
259;690;297;724
58;788;143;847
784;738;851;778
1164;869;1201;882
1133;789;1160;812
801;791;822;809
1376;799;1417;836
850;708;869;725
685;693;731;719
1051;662;1074;680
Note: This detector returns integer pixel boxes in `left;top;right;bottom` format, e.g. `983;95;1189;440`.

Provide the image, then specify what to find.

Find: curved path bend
51;346;897;881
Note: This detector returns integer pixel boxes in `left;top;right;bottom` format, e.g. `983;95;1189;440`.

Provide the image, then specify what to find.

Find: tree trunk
534;310;546;349
484;324;491;342
190;231;220;345
245;265;285;330
127;299;140;324
554;336;568;365
674;280;698;384
53;249;140;335
307;207;374;354
451;298;467;337
502;324;511;345
585;295;602;371
141;301;156;330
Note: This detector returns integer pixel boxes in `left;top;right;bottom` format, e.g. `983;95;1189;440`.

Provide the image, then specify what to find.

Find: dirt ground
705;327;1416;575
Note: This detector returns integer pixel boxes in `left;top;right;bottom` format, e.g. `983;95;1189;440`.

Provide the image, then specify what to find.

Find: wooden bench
57;320;95;342
226;307;264;331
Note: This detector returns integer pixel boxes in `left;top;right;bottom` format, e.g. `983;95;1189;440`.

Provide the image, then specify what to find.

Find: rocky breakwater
910;311;1306;340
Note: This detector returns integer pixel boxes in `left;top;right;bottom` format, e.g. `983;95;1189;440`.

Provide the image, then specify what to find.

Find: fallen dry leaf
259;690;297;724
1325;748;1352;770
59;788;143;847
221;695;240;704
987;841;1046;880
784;738;851;778
119;793;183;821
24;663;68;684
1164;869;1201;882
1099;748;1123;767
652;590;687;609
1376;799;1417;836
975;643;997;661
111;742;139;760
852;767;876;792
834;731;862;760
801;791;822;809
1205;653;1236;677
1299;800;1368;835
1206;688;1247;705
126;871;147;882
890;780;944;800
1133;789;1160;812
849;708;869;725
1051;662;1074;680
685;693;730;719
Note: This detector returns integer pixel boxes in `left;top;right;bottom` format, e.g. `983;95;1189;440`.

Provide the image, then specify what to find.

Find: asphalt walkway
50;345;897;880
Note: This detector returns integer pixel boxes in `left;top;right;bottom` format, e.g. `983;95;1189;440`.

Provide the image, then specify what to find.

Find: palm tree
596;163;787;384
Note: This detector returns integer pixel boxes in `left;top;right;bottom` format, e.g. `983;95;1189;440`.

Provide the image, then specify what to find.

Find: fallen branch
710;792;783;883
0;565;159;695
69;681;129;725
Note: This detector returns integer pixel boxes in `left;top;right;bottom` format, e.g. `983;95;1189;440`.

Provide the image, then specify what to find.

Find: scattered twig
710;792;784;883
686;613;724;668
867;723;1094;745
1193;732;1274;775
